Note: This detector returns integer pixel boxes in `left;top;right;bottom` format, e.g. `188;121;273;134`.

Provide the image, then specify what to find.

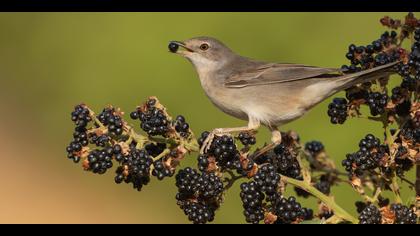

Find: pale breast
196;67;327;127
198;73;249;121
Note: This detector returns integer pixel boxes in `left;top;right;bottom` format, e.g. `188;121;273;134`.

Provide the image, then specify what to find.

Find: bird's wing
224;63;341;88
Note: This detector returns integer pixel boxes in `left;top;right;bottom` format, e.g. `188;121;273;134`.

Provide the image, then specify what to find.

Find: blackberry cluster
401;76;417;91
66;130;89;163
237;132;256;146
197;154;211;172
152;158;174;180
240;181;265;224
176;168;224;199
198;132;240;171
304;141;324;156
327;98;348;124
88;133;110;147
67;105;92;163
391;86;411;117
396;63;411;77
331;30;409;124
378;197;390;208
342;31;399;73
272;144;301;178
253;164;281;196
254;144;300;179
130;98;170;136
72;130;89;147
176;167;200;195
302;208;314;221
86;148;114;174
112;144;124;162
390;204;418;224
179;201;216;224
294;184;310;198
197;131;210;146
314;177;331;195
271;196;312;224
240;162;311;224
114;148;153;191
319;210;334;220
173;115;191;138
366;92;388;116
151;149;179;180
342;134;387;177
97;107;124;135
197;172;224;199
411;29;420;72
358;205;382;224
175;168;224;224
400;119;420;145
355;201;368;214
71;104;92;131
396;28;420;91
394;146;414;175
391;85;408;104
237;156;256;175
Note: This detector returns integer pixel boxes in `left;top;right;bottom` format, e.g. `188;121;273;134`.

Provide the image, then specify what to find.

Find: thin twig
224;170;243;191
382;113;403;203
282;175;358;224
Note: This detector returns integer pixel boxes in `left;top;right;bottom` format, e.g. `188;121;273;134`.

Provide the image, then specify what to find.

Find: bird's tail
331;61;399;94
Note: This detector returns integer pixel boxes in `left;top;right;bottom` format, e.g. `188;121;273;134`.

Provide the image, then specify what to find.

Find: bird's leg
251;126;282;159
270;126;282;144
200;118;260;154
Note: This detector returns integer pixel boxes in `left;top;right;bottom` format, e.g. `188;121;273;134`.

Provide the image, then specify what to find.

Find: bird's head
168;36;235;70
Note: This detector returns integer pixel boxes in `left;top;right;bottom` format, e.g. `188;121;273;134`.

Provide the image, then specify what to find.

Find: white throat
187;54;223;77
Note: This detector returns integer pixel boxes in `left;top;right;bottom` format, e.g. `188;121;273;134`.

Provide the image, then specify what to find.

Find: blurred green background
0;12;416;223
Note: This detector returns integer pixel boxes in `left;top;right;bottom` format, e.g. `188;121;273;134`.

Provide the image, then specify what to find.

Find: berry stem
382;113;403;203
223;170;243;191
281;175;358;224
181;138;200;153
301;150;347;176
296;151;311;184
152;148;171;162
127;127;200;152
368;187;382;203
323;215;343;224
357;115;385;123
87;108;107;130
128;128;149;148
391;177;403;203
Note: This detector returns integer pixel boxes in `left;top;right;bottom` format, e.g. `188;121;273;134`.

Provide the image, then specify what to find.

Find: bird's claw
199;129;229;154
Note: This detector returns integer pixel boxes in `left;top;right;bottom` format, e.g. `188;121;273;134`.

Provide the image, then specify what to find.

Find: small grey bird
168;36;397;153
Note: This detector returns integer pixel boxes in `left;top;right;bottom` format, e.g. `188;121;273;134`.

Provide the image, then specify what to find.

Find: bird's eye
199;43;209;51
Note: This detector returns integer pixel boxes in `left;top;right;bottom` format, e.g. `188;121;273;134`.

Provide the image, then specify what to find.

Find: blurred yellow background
0;12;416;223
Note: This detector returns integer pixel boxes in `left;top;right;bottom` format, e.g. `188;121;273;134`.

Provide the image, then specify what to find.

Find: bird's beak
168;41;194;55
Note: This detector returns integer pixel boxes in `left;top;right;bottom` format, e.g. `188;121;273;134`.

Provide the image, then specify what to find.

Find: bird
168;36;398;153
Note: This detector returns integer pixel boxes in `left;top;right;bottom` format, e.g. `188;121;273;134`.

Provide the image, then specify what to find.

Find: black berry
359;205;382;224
327;98;348;124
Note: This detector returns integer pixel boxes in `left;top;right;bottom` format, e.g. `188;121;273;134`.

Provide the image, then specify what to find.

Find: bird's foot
199;128;231;154
250;130;282;159
271;130;282;145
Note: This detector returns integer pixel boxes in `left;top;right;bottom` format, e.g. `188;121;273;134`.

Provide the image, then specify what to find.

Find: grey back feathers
224;63;340;88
